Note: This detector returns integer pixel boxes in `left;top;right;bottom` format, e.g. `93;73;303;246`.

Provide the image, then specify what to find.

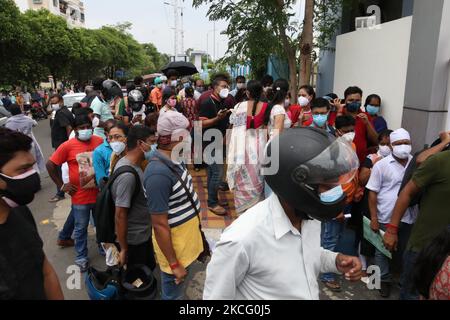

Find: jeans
375;222;414;284
58;209;74;240
399;250;420;300
374;223;392;283
320;219;345;282
55;164;65;198
72;203;95;266
160;267;190;300
206;162;224;207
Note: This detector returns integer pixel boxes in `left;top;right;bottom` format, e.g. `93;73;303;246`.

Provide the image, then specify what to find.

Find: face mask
320;185;344;204
196;87;204;93
298;96;310;107
183;83;191;89
346;101;361;113
51;104;61;111
151;144;158;153
284;99;291;108
0;169;41;206
392;144;411;159
378;145;392;157
157;84;163;89
167;99;177;108
77;129;93;141
342;132;355;143
171;80;178;87
313;114;329;127
219;88;229;99
366;105;380;116
140;141;155;161
110;141;126;155
236;83;246;90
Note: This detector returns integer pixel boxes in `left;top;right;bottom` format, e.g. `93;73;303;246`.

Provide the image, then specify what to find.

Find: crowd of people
0;70;449;301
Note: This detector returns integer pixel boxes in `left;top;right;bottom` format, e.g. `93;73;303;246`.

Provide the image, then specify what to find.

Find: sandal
322;280;342;292
209;205;227;216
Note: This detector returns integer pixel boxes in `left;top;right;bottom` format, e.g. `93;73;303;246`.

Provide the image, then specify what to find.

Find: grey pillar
402;0;450;152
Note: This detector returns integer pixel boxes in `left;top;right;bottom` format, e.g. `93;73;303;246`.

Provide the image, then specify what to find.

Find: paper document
363;216;392;259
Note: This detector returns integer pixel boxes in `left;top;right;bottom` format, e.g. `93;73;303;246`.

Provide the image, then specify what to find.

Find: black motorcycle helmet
263;127;359;222
128;89;145;112
101;79;123;102
121;265;157;300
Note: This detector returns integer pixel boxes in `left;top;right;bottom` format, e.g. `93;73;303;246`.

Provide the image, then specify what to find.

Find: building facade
14;0;85;27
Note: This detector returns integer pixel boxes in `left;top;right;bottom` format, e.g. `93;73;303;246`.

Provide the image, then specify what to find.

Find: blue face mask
366;105;380;116
320;185;344;203
313;114;328;128
77;129;93;141
183;83;191;89
143;143;158;161
346;102;361;113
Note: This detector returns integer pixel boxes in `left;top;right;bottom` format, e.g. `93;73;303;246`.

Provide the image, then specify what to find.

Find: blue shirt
310;122;336;135
92;139;113;186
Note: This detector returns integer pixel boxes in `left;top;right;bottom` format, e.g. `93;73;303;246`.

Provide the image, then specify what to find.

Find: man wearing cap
366;128;418;298
150;77;163;110
144;110;203;300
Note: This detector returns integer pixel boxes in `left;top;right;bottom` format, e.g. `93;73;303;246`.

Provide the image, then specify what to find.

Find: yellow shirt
152;216;203;274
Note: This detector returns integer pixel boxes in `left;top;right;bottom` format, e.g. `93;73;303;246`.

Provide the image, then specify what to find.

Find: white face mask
342;132;355;143
298;96;310;107
236;83;246;90
51;104;61;111
378;145;392;157
219;88;229;99
284;99;291;108
110;141;126;155
171;80;178;87
392;144;411;159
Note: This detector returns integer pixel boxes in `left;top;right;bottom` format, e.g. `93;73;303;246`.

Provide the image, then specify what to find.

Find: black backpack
94;166;141;244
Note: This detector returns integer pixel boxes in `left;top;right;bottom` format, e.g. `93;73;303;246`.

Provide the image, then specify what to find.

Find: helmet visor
292;138;359;186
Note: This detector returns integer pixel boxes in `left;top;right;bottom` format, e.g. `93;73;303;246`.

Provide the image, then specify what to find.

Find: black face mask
0;170;41;206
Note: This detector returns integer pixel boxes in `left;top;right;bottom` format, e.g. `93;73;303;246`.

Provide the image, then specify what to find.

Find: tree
0;0;32;85
193;0;347;97
23;9;76;86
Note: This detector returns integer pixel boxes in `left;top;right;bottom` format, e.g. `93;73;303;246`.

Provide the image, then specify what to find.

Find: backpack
94;166;141;244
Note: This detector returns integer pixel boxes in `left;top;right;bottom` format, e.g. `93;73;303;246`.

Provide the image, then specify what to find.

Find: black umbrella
161;61;199;76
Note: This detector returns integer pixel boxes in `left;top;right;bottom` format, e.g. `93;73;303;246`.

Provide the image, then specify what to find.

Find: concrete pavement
29;118;396;300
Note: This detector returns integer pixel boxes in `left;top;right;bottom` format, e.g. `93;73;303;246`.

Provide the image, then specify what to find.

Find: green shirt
91;96;113;139
408;150;450;252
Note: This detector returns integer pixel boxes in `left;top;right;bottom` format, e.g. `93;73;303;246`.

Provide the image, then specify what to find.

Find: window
33;0;43;4
53;0;58;7
80;13;85;22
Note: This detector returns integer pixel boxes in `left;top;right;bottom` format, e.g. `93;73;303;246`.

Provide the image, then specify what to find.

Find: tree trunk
275;0;298;103
299;0;314;86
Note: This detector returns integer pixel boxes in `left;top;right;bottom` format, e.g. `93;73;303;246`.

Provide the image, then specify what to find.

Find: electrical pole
213;21;216;61
173;0;178;59
180;3;185;58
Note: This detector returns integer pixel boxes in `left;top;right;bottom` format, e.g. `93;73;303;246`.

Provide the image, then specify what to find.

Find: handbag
152;156;211;263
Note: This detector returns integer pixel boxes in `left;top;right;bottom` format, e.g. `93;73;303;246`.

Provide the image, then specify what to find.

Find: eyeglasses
108;134;126;140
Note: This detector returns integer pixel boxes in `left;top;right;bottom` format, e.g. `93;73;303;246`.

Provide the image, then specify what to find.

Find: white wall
14;0;29;12
334;17;413;130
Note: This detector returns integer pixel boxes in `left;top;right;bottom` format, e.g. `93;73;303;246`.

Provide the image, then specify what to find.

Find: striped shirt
144;153;200;228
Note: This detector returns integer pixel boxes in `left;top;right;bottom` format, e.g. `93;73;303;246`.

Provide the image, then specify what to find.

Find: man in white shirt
204;127;363;300
366;128;418;298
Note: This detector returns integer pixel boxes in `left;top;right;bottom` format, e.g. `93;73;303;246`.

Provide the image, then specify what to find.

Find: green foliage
0;3;168;86
193;0;346;76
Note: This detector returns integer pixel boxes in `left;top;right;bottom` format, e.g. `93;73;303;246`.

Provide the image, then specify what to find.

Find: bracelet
169;261;180;270
386;224;399;231
60;184;66;192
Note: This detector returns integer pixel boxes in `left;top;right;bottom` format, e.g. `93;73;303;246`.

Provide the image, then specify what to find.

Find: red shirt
246;103;269;129
352;112;373;165
287;105;302;126
50;136;103;205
